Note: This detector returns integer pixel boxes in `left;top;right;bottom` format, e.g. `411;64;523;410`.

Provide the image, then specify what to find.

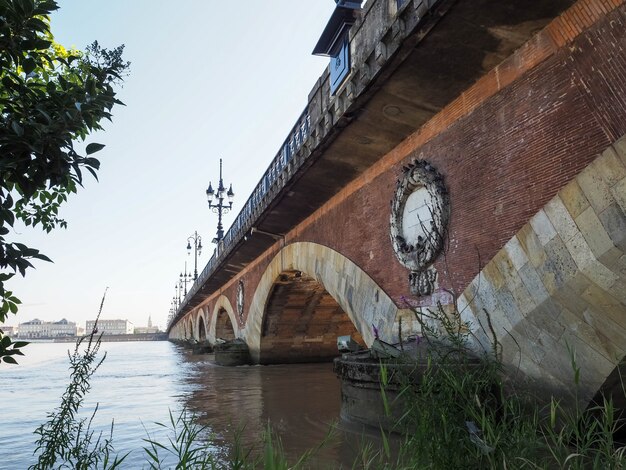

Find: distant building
0;324;17;336
134;315;159;334
86;319;133;335
18;318;78;338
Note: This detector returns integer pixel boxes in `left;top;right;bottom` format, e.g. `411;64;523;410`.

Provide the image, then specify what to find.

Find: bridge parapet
177;109;311;313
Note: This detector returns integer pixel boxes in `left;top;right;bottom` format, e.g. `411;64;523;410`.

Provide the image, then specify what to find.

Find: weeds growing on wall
359;300;626;469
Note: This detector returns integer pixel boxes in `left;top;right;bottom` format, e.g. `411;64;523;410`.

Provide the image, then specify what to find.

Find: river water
0;341;381;468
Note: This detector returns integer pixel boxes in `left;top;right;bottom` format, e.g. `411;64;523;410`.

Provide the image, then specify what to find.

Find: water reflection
0;341;384;468
178;347;383;467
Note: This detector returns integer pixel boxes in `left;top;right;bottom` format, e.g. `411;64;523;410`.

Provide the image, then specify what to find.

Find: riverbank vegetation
358;302;626;469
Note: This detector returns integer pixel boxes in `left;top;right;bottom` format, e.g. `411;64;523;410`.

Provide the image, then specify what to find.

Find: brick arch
196;309;207;341
209;295;238;343
259;270;365;364
195;307;210;341
242;242;398;363
188;317;195;340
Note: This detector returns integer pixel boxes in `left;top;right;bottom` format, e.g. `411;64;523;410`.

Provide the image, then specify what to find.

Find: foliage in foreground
142;408;333;470
30;291;328;469
0;0;129;363
30;292;127;470
354;301;626;469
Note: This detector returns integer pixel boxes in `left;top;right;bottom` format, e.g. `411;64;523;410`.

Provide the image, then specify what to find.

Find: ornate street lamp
179;261;193;295
206;158;235;244
186;231;202;280
174;279;183;308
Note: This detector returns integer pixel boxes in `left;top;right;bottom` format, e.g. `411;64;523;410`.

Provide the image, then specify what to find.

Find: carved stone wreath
390;159;450;296
236;280;245;320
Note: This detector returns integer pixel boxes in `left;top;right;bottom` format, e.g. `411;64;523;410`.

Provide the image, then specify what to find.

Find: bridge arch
243;242;398;363
196;308;207;342
188;317;194;341
209;295;238;343
259;269;366;363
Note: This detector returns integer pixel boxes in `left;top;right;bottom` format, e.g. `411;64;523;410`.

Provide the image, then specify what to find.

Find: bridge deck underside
215;309;236;341
260;271;363;364
260;0;576;238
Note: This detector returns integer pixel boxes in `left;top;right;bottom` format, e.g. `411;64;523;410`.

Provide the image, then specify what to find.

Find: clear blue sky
8;1;337;329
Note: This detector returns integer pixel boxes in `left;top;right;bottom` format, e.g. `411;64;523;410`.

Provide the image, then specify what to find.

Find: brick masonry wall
456;137;626;406
290;0;626;307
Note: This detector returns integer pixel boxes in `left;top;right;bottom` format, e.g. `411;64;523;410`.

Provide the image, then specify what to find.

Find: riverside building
18;318;78;338
86;319;133;335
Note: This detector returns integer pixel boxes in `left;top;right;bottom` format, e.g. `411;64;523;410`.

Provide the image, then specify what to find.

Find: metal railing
168;109;311;331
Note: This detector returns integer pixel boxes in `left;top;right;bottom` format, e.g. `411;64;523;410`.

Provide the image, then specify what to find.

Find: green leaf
11;121;24;136
32;252;53;262
85;143;105;155
23;57;37;74
83;157;100;171
13;342;29;348
2;76;16;90
3;356;18;364
36;107;52;123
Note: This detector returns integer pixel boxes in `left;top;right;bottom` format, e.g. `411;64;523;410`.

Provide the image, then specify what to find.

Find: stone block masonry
459;137;626;406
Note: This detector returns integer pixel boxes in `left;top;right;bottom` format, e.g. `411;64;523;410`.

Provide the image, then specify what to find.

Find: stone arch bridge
169;0;626;406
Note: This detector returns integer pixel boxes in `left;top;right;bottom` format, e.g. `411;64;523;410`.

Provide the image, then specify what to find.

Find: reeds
360;301;626;469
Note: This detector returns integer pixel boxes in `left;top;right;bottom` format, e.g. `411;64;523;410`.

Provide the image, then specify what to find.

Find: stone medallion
390;159;449;296
236;280;245;320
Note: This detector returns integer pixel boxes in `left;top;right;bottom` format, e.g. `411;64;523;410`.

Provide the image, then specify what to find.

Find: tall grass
30;291;127;470
141;409;334;469
359;301;626;469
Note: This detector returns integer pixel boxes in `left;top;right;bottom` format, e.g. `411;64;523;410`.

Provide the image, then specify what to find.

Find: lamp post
186;232;202;280
168;307;175;326
179;261;192;295
174;280;183;308
206;158;235;244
